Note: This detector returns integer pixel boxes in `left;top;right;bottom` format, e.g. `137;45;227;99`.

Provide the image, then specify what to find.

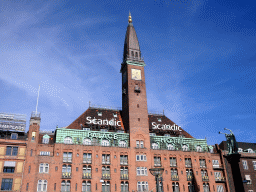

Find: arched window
102;181;110;192
82;181;91;192
61;180;70;192
101;140;110;147
119;141;127;148
196;145;202;152
167;144;174;150
121;181;129;192
64;137;73;144
83;138;91;145
37;180;47;192
238;148;243;152
135;52;138;58
182;145;188;151
131;51;134;57
172;182;179;192
203;183;210;192
83;165;91;179
62;165;71;178
248;148;254;153
152;143;159;149
188;182;194;192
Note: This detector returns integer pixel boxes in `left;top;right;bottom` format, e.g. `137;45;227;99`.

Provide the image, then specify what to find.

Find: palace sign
152;122;182;131
86;116;122;126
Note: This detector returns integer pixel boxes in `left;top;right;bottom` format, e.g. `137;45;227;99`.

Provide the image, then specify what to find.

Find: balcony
120;160;128;165
215;177;226;183
171;175;179;181
213;165;224;170
102;160;111;165
120;174;129;180
82;173;92;179
62;172;72;179
83;158;92;164
102;174;111;180
202;176;209;181
170;163;177;167
185;164;192;168
200;165;207;168
187;175;193;181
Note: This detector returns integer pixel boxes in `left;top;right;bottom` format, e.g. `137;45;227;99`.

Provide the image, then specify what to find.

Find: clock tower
121;13;150;149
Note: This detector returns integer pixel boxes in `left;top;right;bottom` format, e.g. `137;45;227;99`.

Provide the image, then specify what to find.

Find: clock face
131;69;141;80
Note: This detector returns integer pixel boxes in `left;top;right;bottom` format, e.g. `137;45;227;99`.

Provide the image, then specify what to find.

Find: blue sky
0;0;255;145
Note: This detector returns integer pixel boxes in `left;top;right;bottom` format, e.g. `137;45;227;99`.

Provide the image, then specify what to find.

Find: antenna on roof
89;101;91;108
35;84;40;115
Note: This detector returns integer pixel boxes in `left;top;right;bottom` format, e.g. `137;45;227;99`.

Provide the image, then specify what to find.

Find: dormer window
83;128;90;131
113;113;117;118
11;133;18;140
97;112;102;116
64;137;73;144
164;134;170;137
248;149;254;153
42;135;50;144
158;118;162;122
149;133;156;136
238;148;243;152
100;129;108;132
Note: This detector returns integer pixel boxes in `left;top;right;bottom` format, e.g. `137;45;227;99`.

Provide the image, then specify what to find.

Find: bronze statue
219;128;238;155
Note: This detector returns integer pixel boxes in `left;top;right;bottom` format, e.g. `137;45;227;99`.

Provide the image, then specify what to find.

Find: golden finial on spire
128;11;132;23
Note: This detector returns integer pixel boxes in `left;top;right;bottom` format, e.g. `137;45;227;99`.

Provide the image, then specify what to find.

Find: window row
63;137;128;147
151;143;203;152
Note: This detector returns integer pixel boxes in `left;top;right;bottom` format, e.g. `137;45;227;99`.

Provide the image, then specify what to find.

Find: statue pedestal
224;153;244;192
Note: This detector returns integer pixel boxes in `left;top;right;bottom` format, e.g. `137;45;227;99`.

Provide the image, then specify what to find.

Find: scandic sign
86;116;122;126
152;122;182;131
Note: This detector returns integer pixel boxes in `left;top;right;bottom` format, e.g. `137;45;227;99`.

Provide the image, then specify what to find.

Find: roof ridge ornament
128;11;132;23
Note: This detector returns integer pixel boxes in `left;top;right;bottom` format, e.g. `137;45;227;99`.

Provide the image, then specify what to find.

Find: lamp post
149;168;164;192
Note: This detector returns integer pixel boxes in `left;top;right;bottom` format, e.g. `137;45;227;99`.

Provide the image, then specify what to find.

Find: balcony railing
120;174;129;180
202;176;209;181
82;173;92;179
102;174;111;179
171;175;179;181
102;160;111;165
215;177;225;182
170;163;177;167
120;160;128;165
83;158;92;164
187;175;193;181
213;165;224;170
200;165;207;168
185;164;192;168
62;172;72;178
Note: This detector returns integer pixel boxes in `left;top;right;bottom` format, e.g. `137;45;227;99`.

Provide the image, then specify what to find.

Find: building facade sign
152;122;182;131
86;116;121;126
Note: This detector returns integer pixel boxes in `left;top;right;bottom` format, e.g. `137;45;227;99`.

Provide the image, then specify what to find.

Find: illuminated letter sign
86;116;121;127
151;122;182;131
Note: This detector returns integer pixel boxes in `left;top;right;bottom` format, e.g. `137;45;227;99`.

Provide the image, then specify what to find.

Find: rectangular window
185;158;192;168
6;146;18;156
102;154;110;164
3;161;16;173
216;185;224;192
212;160;219;168
120;155;128;165
26;183;29;191
253;161;256;170
136;167;148;176
154;156;161;166
63;152;72;163
245;175;252;184
83;153;92;164
137;181;148;192
243;160;248;170
39;163;49;173
1;178;13;191
40;151;50;156
170;157;177;167
199;159;206;168
136;141;140;148
38;180;47;191
54;183;56;190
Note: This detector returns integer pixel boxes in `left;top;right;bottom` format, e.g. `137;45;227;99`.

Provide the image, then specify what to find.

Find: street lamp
149;168;164;192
